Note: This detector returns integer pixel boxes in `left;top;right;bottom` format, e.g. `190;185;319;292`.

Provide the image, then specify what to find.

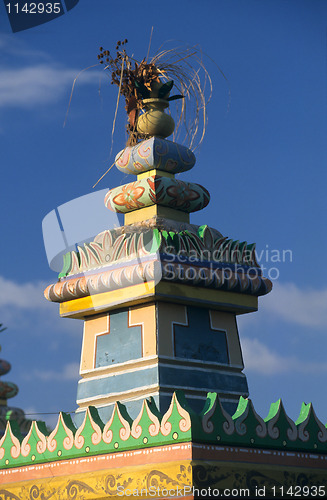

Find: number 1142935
6;3;62;14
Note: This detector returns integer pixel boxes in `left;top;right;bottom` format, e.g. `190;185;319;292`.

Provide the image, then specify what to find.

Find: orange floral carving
167;182;200;208
113;182;145;210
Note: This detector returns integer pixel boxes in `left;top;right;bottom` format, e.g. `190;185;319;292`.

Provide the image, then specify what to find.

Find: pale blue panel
77;365;158;401
95;310;142;368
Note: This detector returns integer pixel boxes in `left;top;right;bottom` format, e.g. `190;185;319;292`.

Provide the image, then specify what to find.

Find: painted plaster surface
105;175;210;214
36;132;286;497
1;392;327;498
76;365;159;402
95;310;142;368
158;365;247;395
55;225;259;279
174;306;228;363
75;303;247;417
81;306;157;374
210;310;243;366
124;203;190;224
2;454;327;498
44;225;272;310
115;137;196;175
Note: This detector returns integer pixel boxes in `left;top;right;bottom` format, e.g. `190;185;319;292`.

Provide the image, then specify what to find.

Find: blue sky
0;0;327;428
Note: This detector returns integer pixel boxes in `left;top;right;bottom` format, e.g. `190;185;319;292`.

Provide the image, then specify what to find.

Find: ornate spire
44;42;272;422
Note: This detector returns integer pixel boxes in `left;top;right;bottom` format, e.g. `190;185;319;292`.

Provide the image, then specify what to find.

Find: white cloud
0;35;49;59
264;282;327;328
0;36;101;109
239;281;327;331
0;275;81;336
26;362;79;382
242;337;327;375
0;275;48;309
0;64;100;108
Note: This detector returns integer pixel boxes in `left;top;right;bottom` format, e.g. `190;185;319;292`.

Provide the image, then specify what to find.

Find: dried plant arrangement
97;40;212;150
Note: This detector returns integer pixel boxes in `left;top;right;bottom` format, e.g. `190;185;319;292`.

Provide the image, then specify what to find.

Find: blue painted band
77;365;159;401
159;365;248;394
76;363;247;402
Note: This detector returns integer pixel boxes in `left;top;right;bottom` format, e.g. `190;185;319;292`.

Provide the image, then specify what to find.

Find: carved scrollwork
65;480;95;500
193;465;229;488
29;485;40;499
29;484;58;500
176;464;192;484
146;469;180;491
245;470;282;490
103;474;133;496
0;490;21;500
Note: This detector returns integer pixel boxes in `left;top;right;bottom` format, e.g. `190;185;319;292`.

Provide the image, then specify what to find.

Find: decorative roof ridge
1;392;326;470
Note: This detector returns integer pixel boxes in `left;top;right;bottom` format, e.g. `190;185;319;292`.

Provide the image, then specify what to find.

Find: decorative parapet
296;402;327;449
44;225;272;303
54;225;259;279
1;392;327;470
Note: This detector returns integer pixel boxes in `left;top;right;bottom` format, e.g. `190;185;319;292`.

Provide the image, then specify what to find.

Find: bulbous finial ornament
134;79;179;138
97;41;210;148
136;98;175;138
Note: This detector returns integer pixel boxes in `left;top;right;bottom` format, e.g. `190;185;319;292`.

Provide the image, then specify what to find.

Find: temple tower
0;327;31;436
45;107;272;423
3;48;327;498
